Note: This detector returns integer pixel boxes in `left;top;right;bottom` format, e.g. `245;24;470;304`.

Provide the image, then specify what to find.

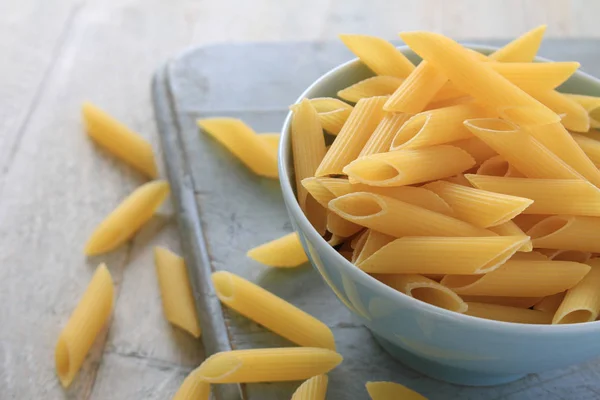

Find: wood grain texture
0;0;599;399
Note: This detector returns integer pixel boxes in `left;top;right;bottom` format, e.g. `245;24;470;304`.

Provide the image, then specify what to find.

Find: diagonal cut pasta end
55;337;71;387
390;113;430;150
464;117;519;134
343;157;403;186
196;352;244;383
497;105;560;126
328;192;386;221
211;271;236;302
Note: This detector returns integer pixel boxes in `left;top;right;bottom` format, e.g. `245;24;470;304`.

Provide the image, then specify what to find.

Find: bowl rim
279;43;600;334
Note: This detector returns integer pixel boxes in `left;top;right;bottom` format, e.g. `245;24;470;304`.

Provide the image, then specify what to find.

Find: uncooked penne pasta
530;89;590;132
466;175;600;216
328;192;493;238
441;260;590;297
565;94;600;128
195;347;343;383
338;76;403;103
553;259;600;324
534;292;566;313
359;113;411;156
464;118;581;179
449;137;497;165
390;103;491;150
510;251;548;261
343;145;475;187
465;302;552;324
259;133;280;159
352;229;395;265
55;264;114;387
461;295;541;309
301;177;336;208
444;173;473;187
489;62;580;92
547;250;591;263
477;155;523;178
572;133;600;167
513;214;549;232
172;368;210;400
309;98;353;135
359;236;526;274
315;96;387;176
198;118;277;178
327;212;363;238
154;247;201;338
527;215;600;252
306;194;327;236
374;274;467;313
292;375;328;400
292;99;327;210
488;25;546;62
82;102;158;178
425;180;533;228
399;31;558;126
212;271;335;349
84;180;170;255
366;381;427;400
487;220;532;252
339;34;415;78
247;232;308;268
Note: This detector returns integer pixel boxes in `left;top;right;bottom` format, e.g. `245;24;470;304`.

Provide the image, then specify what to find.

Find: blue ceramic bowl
279;44;600;386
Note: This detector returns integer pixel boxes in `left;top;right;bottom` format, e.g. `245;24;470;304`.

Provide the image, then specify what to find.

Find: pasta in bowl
279;29;600;386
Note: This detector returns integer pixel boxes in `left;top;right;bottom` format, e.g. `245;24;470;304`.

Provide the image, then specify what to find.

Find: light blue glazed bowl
279;44;600;386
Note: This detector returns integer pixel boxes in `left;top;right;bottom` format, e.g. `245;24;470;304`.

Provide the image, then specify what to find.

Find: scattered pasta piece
247;232;308;267
259;132;280;155
291;374;328;400
171;367;210;400
366;381;427;400
488;25;546;62
553;258;600;324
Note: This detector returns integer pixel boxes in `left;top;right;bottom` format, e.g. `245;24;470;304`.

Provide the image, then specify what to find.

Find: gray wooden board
152;40;600;400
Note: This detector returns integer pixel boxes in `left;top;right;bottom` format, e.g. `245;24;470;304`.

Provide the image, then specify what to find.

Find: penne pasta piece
565;94;600;128
534;292;566;313
343;145;475;187
429;84;468;104
291;374;328;400
309;97;353;114
548;250;591;263
315;96;387;176
338;76;404;103
85;180;170;255
172;368;210;400
327;212;363;238
465;302;552;324
359;113;411;156
488;62;580;92
441;260;591;297
488;221;532;252
477;155;524;178
463;118;581;179
390;103;492;150
359;236;527;274
291;99;327;210
553;259;600;324
82;102;158;178
461;295;542;309
572;133;600;167
466;175;600;216
424;181;533;228
247;232;308;268
444;174;473;187
449;137;497;165
510;251;548;261
309;97;354;135
301;177;336;208
306;194;328;236
350;229;368;249
328;192;494;238
399;31;558;126
513;214;549;232
488;25;546;62
366;381;427;400
259;133;280;158
212;272;335;349
339;34;415;78
384;61;448;113
55;264;114;387
154;247;201;338
195;347;343;383
352;229;395;265
530;90;590;132
527;215;600;252
374;274;467;313
198;118;277;178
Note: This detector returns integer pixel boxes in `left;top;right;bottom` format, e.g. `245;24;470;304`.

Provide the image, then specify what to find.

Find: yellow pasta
82;102;158;178
477;155;524;178
444;173;473;187
309;98;354;135
292;99;327;210
374;274;467;313
195;347;343;383
247;232;308;268
441;260;590;297
359;236;527;274
464;118;581;179
172;368;210;400
390;103;492;150
466;175;600;216
343;145;475;187
292;374;328;400
449;137;497;165
338;76;404;103
399;31;558;126
488;62;580;92
327;212;363;238
461;295;542;309
465;302;552;324
309;97;353;114
339;34;415;78
546;249;591;263
366;381;427;400
301;177;336;208
565;94;600;128
488;220;533;252
488;25;546;62
527;215;600;252
530;89;590;132
534;292;566;313
553;259;600;324
212;271;335;349
510;251;548;261
513;214;549;232
328;192;493;238
306;194;328;236
154;247;201;338
352;229;394;265
198;118;278;178
572;133;600;167
425;180;533;228
55;264;114;387
359;113;411;156
84;180;170;255
260;133;280;153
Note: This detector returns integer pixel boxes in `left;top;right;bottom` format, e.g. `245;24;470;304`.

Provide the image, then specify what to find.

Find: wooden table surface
2;1;599;399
